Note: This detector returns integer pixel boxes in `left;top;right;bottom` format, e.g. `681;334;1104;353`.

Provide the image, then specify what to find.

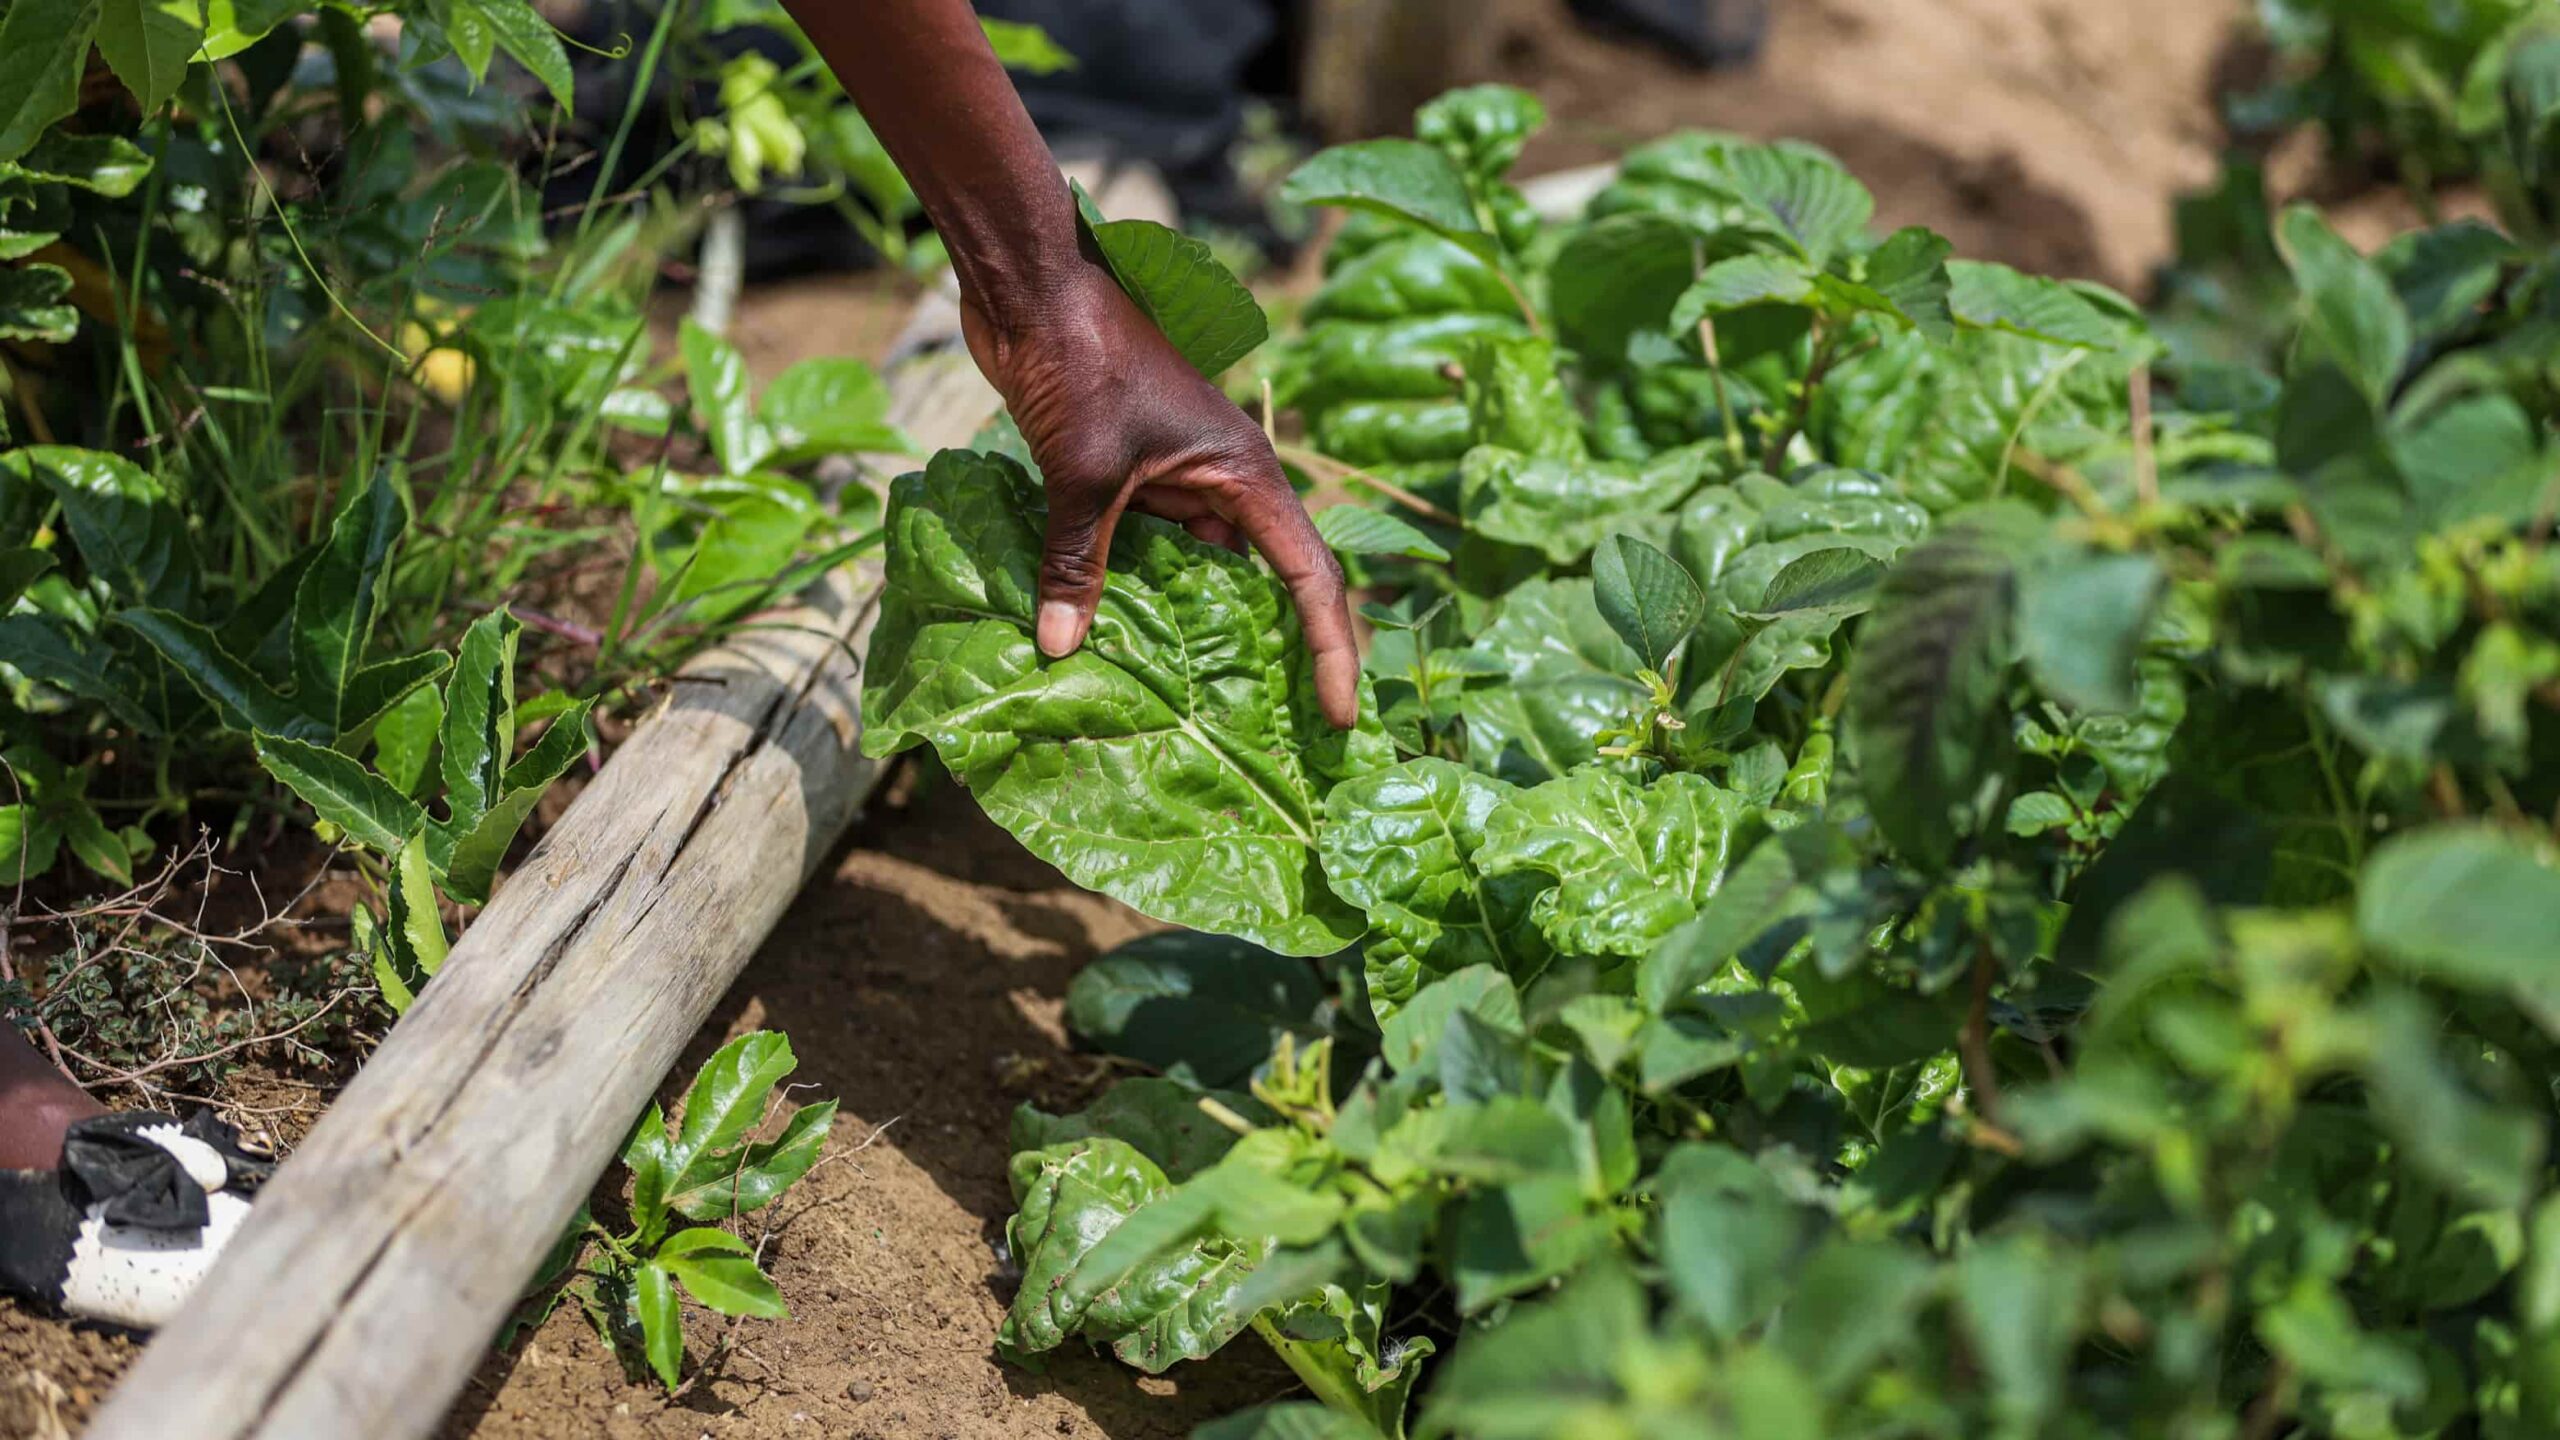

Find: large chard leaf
1001;1138;1271;1372
1320;758;1553;1019
1457;579;1647;785
1459;443;1716;566
1064;931;1330;1090
863;450;1390;955
1477;769;1747;958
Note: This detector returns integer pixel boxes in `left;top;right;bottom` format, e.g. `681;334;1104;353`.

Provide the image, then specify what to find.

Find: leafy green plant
516;1031;836;1392
862;83;2560;1440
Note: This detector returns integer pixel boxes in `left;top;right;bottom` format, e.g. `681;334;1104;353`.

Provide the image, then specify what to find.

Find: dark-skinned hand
958;269;1361;729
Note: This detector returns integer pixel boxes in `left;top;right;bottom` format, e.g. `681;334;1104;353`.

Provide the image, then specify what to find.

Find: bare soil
1497;0;2253;289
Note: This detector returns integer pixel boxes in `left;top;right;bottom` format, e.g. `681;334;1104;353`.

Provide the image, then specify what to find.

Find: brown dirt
1493;0;2254;289
439;775;1293;1440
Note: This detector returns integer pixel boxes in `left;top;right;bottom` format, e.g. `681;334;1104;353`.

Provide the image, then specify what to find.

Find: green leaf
436;698;592;904
464;0;573;108
1001;1138;1268;1372
680;318;771;475
1013;1079;1264;1184
668;1099;836;1221
980;16;1074;73
60;800;129;886
10;131;156;197
2017;550;2162;714
2359;826;2560;995
1656;1146;1808;1338
1639;838;1800;1012
369;687;443;800
1549;213;1703;367
1863;227;1956;341
1064;931;1326;1089
1744;546;1886;620
1956;1234;2081;1431
1379;964;1521;1075
1311;504;1450;562
253;733;427;852
669;1031;798;1178
634;1262;683;1390
1478;769;1746;958
1769;1238;1938;1394
2362;995;2543;1212
393;835;448;979
1458;579;1646;785
1194;1404;1385;1440
10;447;197;609
338;652;452;736
1281;140;1492;261
1591;533;1704;673
861;450;1389;955
1459;443;1714;567
1081;207;1270;379
1947;261;2125;349
1669;253;1822;326
2278;204;2409;405
0;0;95;164
1320;758;1552;1019
1846;503;2036;870
292;472;405;733
115;608;313;738
1705;144;1873;264
1418;1260;1645;1439
759;357;914;462
438;607;519;831
656;1230;787;1318
0;546;55;608
0;805;61;883
95;0;201;114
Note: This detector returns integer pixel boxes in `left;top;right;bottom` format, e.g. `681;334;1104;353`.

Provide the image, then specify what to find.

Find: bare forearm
782;0;1085;339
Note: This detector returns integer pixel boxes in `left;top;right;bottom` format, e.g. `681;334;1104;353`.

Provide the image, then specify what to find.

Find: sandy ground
1503;0;2252;288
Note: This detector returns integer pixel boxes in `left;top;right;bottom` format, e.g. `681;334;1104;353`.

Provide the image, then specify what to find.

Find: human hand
957;268;1359;728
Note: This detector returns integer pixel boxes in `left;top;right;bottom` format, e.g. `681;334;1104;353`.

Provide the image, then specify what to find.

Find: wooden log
86;347;1000;1440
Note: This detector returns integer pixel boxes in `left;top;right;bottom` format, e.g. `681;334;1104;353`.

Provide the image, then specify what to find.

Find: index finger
1221;471;1361;730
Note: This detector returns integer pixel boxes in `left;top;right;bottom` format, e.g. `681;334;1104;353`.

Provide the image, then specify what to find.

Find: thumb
1036;487;1123;659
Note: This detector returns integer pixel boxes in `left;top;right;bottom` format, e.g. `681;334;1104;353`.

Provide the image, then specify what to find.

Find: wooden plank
86;348;1000;1440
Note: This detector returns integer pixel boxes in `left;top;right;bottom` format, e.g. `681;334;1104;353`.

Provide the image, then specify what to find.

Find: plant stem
1697;316;1748;467
1275;443;1463;529
1959;941;2008;1131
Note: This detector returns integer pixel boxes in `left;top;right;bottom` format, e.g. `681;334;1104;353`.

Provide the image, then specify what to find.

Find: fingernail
1037;601;1081;658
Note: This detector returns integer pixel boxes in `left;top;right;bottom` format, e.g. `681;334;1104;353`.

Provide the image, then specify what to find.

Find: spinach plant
864;82;2560;1440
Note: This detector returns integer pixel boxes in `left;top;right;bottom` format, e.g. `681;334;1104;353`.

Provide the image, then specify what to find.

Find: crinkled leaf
1639;838;1801;1012
1458;579;1646;785
1459;443;1713;566
1705;144;1873;265
1012;1078;1267;1183
1478;769;1746;958
1320;758;1552;1019
862;450;1388;954
1550;212;1704;367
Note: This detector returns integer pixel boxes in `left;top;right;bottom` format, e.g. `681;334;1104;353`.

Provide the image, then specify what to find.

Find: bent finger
1222;479;1360;729
1036;488;1129;658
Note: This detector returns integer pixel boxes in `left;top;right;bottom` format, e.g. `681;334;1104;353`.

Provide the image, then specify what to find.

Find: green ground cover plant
866;82;2560;1439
